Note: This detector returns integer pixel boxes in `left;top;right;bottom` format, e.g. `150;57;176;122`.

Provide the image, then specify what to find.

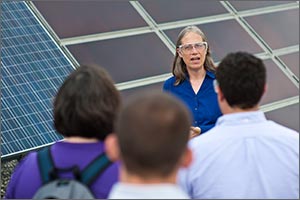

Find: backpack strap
80;152;112;186
37;146;54;184
37;146;112;186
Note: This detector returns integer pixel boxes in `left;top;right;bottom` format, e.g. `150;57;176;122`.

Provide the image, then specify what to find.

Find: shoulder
13;151;38;173
163;76;176;90
206;71;216;79
266;121;299;142
164;76;176;84
4;152;39;198
188;126;221;151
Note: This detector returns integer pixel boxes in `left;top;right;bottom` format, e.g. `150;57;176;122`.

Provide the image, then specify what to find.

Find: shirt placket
194;95;199;126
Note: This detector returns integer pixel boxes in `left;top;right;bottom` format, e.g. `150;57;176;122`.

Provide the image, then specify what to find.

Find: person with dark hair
163;25;222;138
5;64;121;199
178;52;299;199
106;91;193;199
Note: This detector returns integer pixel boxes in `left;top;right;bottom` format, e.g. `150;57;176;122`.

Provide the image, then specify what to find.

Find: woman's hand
189;126;201;139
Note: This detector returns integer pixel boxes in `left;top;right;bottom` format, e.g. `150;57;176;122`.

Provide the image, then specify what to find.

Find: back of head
116;91;192;178
54;64;121;141
216;52;266;109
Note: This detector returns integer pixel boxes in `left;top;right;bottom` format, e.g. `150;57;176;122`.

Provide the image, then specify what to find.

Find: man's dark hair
53;64;121;141
116;91;192;178
216;52;266;109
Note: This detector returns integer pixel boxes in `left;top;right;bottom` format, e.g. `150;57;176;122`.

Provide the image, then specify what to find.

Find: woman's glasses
178;42;207;54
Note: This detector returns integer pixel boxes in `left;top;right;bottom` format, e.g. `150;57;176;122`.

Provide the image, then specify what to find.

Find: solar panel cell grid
1;2;74;158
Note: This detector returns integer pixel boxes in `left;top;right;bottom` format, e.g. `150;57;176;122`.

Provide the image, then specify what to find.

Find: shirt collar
216;110;267;126
185;70;215;80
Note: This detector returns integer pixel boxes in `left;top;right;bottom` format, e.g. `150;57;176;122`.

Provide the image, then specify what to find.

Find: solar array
32;0;299;128
1;2;75;159
1;1;299;159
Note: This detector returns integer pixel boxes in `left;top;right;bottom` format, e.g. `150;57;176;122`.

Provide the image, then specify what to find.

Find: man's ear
216;85;225;102
180;147;193;168
105;134;120;162
263;83;268;96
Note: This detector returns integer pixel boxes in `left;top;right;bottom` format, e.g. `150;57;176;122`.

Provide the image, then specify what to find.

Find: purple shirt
5;141;119;199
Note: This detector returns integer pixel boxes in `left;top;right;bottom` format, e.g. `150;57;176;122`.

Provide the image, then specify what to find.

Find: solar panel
1;1;299;160
1;2;75;159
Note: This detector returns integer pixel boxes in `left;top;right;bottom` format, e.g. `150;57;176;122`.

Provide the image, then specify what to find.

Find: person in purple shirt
163;25;222;138
4;64;121;199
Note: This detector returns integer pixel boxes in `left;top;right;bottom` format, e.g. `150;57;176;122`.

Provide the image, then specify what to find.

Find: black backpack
33;146;112;199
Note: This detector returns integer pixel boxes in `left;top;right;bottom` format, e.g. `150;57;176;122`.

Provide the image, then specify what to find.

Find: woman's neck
188;67;206;81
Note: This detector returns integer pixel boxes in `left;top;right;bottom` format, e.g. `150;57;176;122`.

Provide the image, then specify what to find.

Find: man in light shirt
106;92;193;199
178;51;299;199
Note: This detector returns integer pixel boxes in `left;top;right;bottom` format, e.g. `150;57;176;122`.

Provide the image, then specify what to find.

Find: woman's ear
177;48;183;58
105;134;120;162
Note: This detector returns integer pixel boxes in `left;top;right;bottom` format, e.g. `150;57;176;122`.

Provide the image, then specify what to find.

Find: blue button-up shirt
163;71;222;133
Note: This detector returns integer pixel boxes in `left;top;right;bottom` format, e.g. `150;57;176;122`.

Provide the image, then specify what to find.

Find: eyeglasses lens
181;42;206;53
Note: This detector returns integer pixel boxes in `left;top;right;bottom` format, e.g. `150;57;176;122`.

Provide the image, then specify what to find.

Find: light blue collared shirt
178;111;299;199
108;183;189;199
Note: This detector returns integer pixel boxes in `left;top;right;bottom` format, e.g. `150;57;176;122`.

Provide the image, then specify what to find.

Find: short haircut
54;64;121;141
116;91;192;178
216;52;266;109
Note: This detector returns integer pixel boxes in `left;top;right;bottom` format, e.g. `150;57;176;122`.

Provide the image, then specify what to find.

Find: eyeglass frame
178;42;208;53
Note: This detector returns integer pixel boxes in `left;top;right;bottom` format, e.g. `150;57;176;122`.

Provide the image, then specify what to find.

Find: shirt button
195;108;197;110
194;121;197;124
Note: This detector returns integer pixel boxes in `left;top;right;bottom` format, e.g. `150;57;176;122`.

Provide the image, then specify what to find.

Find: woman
163;25;222;138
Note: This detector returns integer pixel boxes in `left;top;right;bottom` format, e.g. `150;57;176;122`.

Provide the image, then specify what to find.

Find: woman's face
178;32;207;71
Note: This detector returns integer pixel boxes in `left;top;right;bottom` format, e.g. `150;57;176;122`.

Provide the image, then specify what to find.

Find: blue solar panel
1;2;75;158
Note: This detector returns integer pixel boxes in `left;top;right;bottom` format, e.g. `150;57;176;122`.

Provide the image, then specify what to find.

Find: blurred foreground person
107;92;193;199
